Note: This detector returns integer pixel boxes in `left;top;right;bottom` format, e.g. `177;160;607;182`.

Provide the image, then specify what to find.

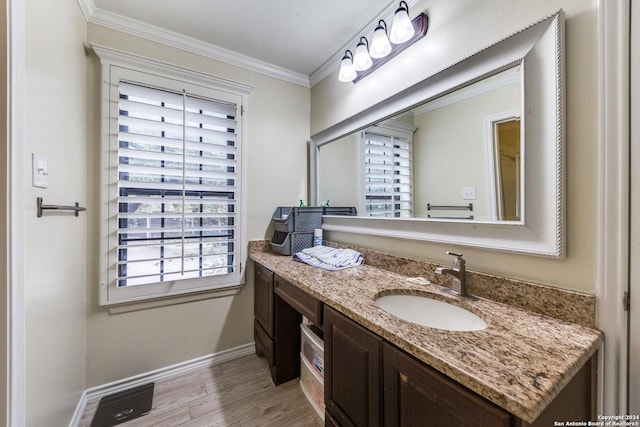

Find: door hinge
241;105;245;116
624;291;630;311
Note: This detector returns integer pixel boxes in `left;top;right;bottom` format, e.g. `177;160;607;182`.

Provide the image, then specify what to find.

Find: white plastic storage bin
300;356;325;419
301;323;324;378
300;322;324;420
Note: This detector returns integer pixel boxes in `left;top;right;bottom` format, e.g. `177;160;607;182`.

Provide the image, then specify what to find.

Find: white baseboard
68;342;256;427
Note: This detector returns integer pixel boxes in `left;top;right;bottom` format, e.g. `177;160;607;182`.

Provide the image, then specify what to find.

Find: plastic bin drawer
300;356;325;419
301;323;324;378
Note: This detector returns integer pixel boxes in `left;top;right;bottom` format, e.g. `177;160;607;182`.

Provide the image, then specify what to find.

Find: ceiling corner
76;0;95;21
86;6;311;88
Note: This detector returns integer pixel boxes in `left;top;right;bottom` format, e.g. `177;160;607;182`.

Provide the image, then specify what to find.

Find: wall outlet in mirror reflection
463;187;476;200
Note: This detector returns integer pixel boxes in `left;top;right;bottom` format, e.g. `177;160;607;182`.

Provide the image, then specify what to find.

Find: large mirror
310;11;565;257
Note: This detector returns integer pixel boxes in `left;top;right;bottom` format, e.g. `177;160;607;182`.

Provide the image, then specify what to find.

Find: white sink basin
375;294;487;331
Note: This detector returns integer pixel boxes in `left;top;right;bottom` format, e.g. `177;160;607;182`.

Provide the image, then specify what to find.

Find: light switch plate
32;154;48;188
462;187;476;200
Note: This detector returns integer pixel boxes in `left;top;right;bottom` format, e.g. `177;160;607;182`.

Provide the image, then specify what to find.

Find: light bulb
370;20;392;59
390;1;415;44
353;37;373;71
338;50;357;82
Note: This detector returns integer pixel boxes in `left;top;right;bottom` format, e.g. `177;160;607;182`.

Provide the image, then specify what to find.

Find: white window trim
93;44;253;309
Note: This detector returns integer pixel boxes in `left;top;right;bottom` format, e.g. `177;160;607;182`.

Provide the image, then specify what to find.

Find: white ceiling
83;0;410;87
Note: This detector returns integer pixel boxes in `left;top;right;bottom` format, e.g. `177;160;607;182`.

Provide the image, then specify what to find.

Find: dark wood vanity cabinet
253;263;301;385
324;305;507;427
253;262;595;426
323;305;595;427
383;343;511;427
324;306;383;427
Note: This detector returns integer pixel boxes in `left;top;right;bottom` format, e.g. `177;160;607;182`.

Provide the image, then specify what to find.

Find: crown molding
76;0;94;21
80;1;310;87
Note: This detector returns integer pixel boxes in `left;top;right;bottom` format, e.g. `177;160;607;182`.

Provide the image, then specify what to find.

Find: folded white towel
293;245;364;271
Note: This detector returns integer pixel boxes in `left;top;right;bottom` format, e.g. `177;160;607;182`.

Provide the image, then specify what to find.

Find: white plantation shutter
117;82;239;287
363;131;412;217
95;48;251;307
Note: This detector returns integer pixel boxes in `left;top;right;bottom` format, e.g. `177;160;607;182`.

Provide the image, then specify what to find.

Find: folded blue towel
293;246;364;271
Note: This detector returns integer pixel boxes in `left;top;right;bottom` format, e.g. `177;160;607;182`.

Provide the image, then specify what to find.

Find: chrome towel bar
427;203;474;211
36;197;86;218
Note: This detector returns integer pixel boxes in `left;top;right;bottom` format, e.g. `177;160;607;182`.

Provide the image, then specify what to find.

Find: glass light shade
370;22;392;59
353;38;373;71
338;51;357;82
390;4;415;44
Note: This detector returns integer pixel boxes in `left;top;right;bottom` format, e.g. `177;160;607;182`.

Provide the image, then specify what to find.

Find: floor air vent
91;383;154;427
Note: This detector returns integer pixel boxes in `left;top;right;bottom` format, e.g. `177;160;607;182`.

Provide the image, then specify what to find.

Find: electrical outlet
32;154;49;188
462;187;476;200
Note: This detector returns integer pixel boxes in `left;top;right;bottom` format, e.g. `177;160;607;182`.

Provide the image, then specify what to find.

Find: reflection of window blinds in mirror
363;132;412;218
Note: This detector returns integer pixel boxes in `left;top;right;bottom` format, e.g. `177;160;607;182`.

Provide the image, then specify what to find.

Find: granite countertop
249;245;603;423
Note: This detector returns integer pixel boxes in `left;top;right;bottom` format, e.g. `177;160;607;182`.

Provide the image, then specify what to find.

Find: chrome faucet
435;251;477;300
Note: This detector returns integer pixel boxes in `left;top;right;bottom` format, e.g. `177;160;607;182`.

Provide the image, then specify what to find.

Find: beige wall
318;133;359;207
24;0;87;424
311;0;599;293
85;25;310;387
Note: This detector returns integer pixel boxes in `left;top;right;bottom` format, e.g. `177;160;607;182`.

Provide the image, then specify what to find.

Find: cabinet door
254;263;274;336
383;343;511;427
324;306;383;427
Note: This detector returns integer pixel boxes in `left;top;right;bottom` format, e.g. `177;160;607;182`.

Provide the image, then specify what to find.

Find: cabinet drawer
274;275;323;326
254;320;274;373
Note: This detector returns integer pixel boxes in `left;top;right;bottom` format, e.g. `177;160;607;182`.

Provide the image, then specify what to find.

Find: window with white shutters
117;82;238;287
96;48;251;307
363;130;413;218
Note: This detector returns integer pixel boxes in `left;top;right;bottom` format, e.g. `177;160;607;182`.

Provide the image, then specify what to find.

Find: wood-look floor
78;354;324;427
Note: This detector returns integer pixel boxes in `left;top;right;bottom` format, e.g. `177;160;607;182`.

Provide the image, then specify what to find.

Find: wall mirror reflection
318;66;522;223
